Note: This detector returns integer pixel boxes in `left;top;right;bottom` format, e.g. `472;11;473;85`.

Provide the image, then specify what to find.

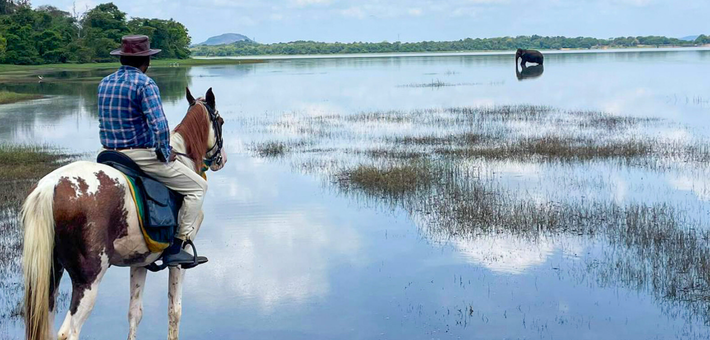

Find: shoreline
0;58;263;75
0;45;705;76
194;45;710;61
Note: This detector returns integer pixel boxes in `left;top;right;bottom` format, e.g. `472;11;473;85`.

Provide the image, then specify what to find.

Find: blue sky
35;0;707;44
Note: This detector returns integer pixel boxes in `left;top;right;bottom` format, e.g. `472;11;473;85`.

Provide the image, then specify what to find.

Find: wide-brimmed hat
110;35;161;57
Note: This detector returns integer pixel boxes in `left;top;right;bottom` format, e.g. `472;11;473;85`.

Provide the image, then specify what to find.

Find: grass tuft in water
0;91;43;105
338;163;432;197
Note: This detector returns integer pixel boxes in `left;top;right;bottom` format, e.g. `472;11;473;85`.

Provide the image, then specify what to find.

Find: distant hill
680;35;699;41
194;33;253;46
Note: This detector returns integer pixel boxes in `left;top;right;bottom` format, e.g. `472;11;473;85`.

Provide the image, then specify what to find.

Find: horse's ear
205;87;215;109
186;87;196;106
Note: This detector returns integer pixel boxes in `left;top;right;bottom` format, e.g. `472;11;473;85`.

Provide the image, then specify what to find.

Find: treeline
192;34;710;57
0;0;190;65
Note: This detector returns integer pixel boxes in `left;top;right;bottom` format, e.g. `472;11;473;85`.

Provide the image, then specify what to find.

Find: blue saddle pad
97;150;183;252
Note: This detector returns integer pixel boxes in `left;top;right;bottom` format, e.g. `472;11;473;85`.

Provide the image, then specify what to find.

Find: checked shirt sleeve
140;81;172;162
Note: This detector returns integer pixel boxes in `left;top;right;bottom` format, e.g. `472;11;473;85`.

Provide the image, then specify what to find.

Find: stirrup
180;240;208;269
144;240;208;272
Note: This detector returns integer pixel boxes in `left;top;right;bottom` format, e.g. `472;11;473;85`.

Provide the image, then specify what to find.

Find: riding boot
163;238;195;266
162;238;208;268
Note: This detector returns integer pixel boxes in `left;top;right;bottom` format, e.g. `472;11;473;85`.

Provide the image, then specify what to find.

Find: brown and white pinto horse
22;88;227;340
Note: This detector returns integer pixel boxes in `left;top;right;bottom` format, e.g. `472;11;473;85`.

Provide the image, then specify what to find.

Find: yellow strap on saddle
121;173;170;252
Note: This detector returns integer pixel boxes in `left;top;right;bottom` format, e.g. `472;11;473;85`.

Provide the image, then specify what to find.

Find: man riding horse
98;35;206;266
22;34;226;340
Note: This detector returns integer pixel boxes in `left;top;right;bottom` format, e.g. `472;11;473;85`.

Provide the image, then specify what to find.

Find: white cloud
67;0;93;15
340;6;366;19
408;8;423;16
291;0;333;7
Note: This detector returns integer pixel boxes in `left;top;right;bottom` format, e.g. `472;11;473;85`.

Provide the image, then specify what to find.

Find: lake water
2;48;710;339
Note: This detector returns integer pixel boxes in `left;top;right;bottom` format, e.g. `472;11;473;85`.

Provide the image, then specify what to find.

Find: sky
34;0;708;44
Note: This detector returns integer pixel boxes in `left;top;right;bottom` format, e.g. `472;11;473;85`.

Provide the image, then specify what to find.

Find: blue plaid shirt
98;66;171;161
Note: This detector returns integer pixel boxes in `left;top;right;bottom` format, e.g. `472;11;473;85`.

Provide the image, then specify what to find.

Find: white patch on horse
59;251;109;340
56;161;122;197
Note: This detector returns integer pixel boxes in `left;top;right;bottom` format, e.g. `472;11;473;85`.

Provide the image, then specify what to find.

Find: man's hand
156;147;168;163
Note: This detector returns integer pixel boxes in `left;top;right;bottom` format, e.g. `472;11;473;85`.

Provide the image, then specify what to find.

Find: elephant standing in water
516;48;544;66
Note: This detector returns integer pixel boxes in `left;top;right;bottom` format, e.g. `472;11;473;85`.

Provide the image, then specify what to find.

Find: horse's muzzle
210;147;227;171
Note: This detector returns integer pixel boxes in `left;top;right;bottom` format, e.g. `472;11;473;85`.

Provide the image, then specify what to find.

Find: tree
3;25;40;64
0;1;191;64
128;18;191;59
0;33;6;60
80;2;128;62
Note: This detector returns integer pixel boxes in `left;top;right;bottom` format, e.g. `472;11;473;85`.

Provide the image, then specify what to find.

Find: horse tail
22;176;56;340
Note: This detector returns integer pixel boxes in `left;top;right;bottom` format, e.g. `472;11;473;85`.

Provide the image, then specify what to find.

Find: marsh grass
0;144;68;208
0;145;70;323
248;102;710;324
253;104;708;169
387;132;498;146
252;139;317;157
436;136;654;163
0;91;43;105
335;157;710;322
256;142;288;157
398;80;482;88
338;163;432;197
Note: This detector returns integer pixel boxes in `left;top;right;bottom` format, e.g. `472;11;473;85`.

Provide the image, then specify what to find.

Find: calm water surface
2;49;710;339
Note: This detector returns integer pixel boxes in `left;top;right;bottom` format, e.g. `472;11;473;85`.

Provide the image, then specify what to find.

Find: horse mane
174;102;210;172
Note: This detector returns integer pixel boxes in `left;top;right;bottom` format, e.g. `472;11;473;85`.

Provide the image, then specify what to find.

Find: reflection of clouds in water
205;156;280;203
452;234;585;274
190;156;363;312
658;128;692;142
601;88;652;115
195;208;362;313
293;102;346;117
668;174;710;201
611;173;628;203
486;161;541;179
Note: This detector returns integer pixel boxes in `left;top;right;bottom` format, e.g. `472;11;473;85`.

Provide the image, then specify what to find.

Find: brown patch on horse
174;104;210;172
53;171;129;314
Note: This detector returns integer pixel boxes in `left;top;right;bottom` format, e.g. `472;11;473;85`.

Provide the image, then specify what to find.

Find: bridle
199;100;224;168
174;99;224;171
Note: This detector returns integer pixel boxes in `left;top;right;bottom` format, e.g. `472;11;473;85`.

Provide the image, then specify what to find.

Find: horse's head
181;87;227;173
515;48;523;60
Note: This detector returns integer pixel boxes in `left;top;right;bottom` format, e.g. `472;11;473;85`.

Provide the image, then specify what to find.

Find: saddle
97;150;183;253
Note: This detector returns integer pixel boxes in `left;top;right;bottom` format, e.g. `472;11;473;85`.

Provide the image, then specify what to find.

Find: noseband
197;100;224;168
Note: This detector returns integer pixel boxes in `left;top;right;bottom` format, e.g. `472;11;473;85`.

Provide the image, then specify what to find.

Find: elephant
516;48;544;66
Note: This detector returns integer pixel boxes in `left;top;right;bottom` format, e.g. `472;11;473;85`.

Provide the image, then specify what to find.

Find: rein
173;100;224;175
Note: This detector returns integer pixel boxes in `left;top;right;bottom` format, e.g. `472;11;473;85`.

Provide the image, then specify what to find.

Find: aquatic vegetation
0;91;43;105
337;163;432;197
251;140;311;157
250;103;710;325
397;80;482;88
0;145;71;324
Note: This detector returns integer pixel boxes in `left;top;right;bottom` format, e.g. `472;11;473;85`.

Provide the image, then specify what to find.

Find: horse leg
127;267;148;340
49;258;64;336
57;253;109;340
167;267;185;340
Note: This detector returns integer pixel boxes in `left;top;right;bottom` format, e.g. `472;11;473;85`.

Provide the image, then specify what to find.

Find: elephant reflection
516;63;544;81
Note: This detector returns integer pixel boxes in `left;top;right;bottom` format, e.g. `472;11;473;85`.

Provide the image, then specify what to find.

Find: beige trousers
110;148;207;241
